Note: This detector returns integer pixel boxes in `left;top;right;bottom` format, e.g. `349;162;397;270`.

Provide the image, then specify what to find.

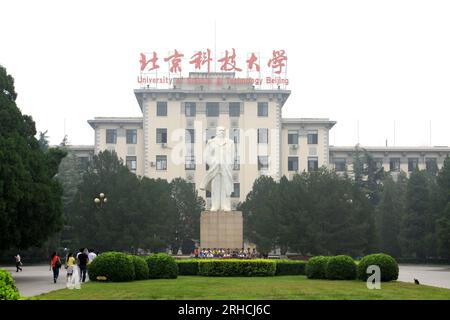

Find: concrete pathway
1;264;88;297
398;264;450;289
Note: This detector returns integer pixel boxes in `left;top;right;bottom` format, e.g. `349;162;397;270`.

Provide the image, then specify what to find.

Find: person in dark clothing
77;248;89;282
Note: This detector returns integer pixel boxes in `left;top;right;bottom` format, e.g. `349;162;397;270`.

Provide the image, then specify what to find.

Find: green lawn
36;276;450;300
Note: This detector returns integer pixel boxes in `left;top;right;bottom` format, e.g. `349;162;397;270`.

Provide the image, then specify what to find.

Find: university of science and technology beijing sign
137;48;289;88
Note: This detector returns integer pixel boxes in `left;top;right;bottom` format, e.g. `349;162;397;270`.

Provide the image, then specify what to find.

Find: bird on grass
414;278;420;285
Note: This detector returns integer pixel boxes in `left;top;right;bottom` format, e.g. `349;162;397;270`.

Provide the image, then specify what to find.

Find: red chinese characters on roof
267;50;287;74
218;48;242;72
139;49;287;74
189;49;212;73
164;50;184;73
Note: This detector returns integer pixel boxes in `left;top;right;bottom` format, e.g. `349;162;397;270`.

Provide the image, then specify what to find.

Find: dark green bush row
306;256;330;279
275;260;307;275
198;259;276;276
147;253;178;279
0;269;21;300
357;253;399;282
88;252;177;282
177;260;199;275
325;255;357;280
88;252;135;282
305;253;398;282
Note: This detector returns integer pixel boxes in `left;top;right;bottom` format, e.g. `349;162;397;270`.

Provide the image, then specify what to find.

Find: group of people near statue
50;248;98;289
193;247;260;259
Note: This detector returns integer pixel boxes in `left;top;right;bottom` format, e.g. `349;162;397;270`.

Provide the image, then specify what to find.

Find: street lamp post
94;193;107;209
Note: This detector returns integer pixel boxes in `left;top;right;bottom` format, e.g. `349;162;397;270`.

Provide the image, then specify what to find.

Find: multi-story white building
70;72;450;207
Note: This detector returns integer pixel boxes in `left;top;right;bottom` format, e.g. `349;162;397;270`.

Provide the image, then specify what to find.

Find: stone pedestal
200;211;243;249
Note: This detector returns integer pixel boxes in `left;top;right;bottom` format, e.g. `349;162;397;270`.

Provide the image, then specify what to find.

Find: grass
36;276;450;300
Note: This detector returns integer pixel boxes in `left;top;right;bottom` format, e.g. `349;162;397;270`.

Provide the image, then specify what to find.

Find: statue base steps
200;211;243;249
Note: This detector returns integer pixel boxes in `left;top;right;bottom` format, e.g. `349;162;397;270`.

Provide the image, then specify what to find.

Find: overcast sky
1;0;449;147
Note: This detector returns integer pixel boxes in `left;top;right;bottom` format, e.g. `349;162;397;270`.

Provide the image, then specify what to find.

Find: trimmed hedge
357;253;399;282
275;260;307;275
177;260;199;275
198;259;276;276
0;269;20;300
146;253;178;279
305;256;330;279
88;252;135;282
131;255;149;280
325;255;357;280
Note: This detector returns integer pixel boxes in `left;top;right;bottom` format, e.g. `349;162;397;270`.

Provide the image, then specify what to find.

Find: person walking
14;254;23;272
88;249;97;263
65;253;75;283
78;248;89;282
50;252;62;283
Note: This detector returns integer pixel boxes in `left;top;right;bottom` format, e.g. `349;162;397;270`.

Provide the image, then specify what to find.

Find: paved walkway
398;264;450;289
1;264;89;297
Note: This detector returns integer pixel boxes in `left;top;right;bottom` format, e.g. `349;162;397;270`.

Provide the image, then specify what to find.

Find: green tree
240;176;280;254
376;176;404;258
436;156;450;258
401;170;433;259
169;178;205;254
0;65;66;250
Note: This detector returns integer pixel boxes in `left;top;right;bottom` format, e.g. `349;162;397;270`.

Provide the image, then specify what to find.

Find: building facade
73;73;450;208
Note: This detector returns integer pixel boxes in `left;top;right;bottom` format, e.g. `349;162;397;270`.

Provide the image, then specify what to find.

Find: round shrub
0;269;20;300
305;256;330;279
357;253;399;282
325;255;357;280
88;252;135;282
198;259;276;277
146;253;178;279
131;255;149;280
177;260;199;275
275;260;307;276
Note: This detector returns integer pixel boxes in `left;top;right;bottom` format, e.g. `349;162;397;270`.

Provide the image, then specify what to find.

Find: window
231;183;240;198
185;129;195;144
389;158;400;172
257;128;268;144
206;102;219;117
374;158;383;169
307;130;318;144
258;156;269;171
334;158;346;172
126;129;137;144
105;129;117;144
185;102;196;117
233;155;240;170
230;128;240;144
78;157;89;170
185;155;195;170
156;128;167;144
157;101;167;116
288;130;298;144
257;102;268;117
288;157;299;171
308;157;318;172
126;156;137;173
408;158;419;172
156;155;167;170
229;102;240;117
426;158;438;174
206;190;211;198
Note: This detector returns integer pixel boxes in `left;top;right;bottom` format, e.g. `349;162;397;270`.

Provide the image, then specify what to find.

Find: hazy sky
1;0;449;147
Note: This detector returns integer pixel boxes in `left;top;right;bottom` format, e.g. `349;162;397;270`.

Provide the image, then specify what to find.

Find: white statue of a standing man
200;126;235;211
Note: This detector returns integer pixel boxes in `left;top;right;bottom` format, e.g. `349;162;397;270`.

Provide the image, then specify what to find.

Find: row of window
157;101;269;117
105;128;319;146
287;157;319;172
332;157;439;173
